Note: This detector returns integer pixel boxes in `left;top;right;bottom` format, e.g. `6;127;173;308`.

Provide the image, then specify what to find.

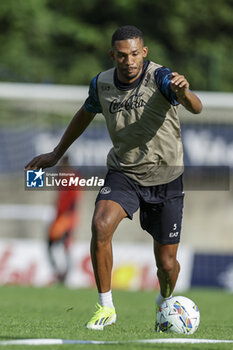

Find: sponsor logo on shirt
109;92;146;114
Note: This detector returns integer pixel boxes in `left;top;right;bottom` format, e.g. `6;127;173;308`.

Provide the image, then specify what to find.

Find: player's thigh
140;195;184;245
92;199;128;237
92;170;140;241
95;170;140;220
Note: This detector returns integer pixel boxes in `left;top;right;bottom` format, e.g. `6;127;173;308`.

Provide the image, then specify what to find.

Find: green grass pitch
0;286;232;349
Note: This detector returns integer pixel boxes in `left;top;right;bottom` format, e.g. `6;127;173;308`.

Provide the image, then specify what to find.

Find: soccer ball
156;296;200;334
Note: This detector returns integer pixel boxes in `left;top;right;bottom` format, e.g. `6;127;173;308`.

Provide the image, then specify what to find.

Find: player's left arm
170;72;202;114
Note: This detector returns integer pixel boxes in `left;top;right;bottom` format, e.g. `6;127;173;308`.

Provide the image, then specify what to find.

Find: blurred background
0;0;232;291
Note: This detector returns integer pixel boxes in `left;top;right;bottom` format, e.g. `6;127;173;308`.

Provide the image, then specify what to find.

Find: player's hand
170;72;190;98
25;151;60;170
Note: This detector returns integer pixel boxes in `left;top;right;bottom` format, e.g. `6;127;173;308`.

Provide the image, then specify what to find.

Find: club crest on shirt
109;92;146;114
100;186;111;194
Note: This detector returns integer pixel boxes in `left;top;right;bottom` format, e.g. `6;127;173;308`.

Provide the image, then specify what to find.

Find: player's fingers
25;161;35;170
177;81;188;88
25;156;42;170
173;79;188;88
25;164;39;171
172;78;188;89
25;152;59;170
171;75;185;85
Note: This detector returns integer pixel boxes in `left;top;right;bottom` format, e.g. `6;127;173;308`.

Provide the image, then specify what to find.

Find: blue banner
191;253;233;290
1;123;233;173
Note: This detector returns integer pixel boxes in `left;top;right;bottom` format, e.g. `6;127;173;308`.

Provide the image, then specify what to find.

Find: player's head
110;25;148;84
111;25;144;47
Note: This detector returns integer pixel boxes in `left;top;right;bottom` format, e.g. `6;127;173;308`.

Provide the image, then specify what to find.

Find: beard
121;65;142;82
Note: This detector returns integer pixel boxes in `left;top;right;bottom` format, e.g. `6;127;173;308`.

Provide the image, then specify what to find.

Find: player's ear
143;46;148;58
109;49;115;61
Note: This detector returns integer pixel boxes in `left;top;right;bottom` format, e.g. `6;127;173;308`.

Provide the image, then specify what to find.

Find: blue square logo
26;169;45;188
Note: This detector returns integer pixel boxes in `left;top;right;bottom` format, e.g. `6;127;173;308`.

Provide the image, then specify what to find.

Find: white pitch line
137;339;233;344
0;338;233;346
0;339;62;346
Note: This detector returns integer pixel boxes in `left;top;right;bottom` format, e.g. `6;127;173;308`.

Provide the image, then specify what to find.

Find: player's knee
157;255;179;275
91;216;112;244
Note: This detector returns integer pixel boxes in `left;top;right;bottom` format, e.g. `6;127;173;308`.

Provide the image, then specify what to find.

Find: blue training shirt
84;65;179;114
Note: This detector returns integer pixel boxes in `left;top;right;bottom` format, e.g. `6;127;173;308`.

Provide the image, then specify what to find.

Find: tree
0;0;232;91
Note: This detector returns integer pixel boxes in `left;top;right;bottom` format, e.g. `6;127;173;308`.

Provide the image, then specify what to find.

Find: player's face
110;38;148;84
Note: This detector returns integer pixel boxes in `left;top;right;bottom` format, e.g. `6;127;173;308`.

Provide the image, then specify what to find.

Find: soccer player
25;25;202;331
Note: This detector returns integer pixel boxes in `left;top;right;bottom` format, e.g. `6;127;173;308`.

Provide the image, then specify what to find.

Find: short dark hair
111;25;144;46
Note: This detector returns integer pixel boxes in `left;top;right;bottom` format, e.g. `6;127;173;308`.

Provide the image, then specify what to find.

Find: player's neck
114;60;149;91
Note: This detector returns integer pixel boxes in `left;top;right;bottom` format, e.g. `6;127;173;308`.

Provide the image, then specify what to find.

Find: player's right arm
25;106;96;170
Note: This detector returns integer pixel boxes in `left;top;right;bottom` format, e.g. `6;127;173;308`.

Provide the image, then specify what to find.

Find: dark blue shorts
95;170;184;245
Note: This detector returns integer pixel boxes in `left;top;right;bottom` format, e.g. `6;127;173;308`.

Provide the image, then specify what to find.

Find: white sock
156;292;173;306
98;290;114;309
